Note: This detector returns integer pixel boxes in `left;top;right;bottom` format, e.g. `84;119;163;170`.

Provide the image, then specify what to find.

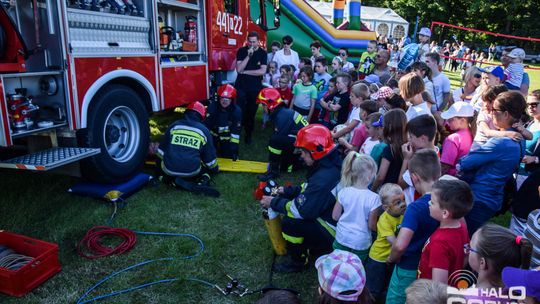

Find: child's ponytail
516;236;533;270
476;224;533;277
340;151;357;187
340;152;377;188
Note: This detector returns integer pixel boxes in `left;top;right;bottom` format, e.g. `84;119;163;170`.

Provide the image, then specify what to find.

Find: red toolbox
0;231;61;297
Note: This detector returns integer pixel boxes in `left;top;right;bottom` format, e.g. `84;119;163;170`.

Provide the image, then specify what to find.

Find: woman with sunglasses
273;35;300;71
509;89;540;235
452;66;482;104
458;92;527;235
338;47;355;73
523;90;540;167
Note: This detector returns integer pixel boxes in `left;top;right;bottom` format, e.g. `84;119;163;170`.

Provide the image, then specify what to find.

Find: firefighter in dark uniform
156;101;220;197
205;84;242;160
256;87;309;181
259;124;342;272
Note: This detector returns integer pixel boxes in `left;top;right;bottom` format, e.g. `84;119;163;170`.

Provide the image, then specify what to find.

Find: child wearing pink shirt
440;102;474;176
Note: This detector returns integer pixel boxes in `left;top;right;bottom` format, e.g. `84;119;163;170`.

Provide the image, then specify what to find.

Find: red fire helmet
217;84;237;99
186;101;206;120
294;124;336;160
256;88;283;111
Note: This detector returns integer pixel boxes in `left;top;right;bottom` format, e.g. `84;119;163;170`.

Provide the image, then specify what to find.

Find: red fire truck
0;0;278;182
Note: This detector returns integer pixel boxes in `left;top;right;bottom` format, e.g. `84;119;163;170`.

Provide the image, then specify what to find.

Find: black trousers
268;134;296;170
212;135;235;159
236;89;259;136
281;217;334;258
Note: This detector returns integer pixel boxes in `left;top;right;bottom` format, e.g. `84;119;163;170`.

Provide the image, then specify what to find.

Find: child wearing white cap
417;27;431;62
440;102;475;176
505;48;526;91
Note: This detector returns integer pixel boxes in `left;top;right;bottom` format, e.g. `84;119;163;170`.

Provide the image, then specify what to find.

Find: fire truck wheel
77;84;149;183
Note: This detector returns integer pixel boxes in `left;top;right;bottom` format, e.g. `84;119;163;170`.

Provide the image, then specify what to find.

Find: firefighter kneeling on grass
205;84;242;160
256;88;309;182
259;124;342;273
156;101;220;197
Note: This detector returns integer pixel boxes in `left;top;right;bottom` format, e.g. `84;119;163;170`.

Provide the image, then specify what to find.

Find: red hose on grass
77;226;137;259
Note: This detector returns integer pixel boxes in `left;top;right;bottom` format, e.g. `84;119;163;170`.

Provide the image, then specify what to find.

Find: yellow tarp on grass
145;158;268;174
216;158;268;173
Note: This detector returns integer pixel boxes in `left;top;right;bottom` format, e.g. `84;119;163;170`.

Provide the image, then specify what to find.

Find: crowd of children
245;34;540;304
151;29;540;303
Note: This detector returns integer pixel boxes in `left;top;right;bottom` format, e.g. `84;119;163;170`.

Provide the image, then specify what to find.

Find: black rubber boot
273;244;307;273
174;176;220;197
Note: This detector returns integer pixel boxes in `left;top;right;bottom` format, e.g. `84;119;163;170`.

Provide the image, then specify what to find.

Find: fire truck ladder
0;147;100;171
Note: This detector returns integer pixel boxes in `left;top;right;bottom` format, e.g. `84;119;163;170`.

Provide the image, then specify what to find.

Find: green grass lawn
2;64;536;303
0;110;318;304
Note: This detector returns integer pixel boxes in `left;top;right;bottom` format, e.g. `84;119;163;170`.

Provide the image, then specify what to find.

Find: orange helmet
186;101;206;120
218;84;237;99
257;88;283;111
295;124;336;160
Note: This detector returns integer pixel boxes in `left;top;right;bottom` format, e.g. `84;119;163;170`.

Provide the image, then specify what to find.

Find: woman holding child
459;91;527;235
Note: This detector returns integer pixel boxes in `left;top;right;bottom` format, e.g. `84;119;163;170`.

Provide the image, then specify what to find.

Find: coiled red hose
77;226;137;259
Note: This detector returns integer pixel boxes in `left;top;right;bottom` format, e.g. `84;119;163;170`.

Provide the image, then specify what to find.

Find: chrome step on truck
0;147;100;171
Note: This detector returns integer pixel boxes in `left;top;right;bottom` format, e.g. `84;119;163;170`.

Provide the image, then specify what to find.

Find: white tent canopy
306;0;410;39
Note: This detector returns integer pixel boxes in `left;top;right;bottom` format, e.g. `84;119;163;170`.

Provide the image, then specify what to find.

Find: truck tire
77;84;149;183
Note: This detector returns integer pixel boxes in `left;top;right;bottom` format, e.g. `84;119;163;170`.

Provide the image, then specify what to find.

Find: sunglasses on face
339;52;347;56
528;102;539;108
283;41;291;45
473;73;482;78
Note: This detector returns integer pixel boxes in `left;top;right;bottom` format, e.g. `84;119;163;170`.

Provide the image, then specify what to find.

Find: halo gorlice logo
449;270;477;289
447;270;526;304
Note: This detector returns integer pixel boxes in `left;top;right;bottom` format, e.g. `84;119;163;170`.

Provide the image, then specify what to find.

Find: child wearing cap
359;113;383;155
366;183;406;303
440;102;474;176
504;48;526;91
369;114;388;167
417;179;473;284
315;249;372;303
417;27;431;62
374;86;395;112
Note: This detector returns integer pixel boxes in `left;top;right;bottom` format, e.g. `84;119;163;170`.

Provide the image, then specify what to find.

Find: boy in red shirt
277;74;293;106
417;178;473;285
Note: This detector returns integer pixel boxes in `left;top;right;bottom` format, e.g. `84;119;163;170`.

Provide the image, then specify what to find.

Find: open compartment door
0;5;28;73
